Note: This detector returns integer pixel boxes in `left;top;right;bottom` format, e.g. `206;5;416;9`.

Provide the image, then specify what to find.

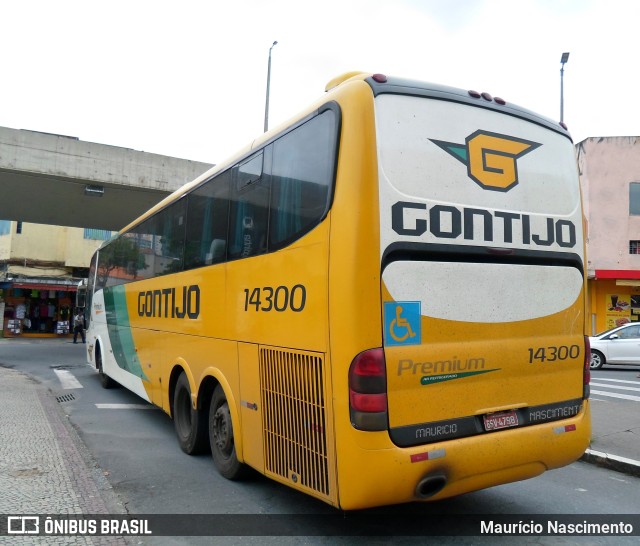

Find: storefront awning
11;282;78;292
594;269;640;280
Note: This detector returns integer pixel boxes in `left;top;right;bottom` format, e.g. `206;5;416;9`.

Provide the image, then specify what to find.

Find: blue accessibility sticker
384;301;421;346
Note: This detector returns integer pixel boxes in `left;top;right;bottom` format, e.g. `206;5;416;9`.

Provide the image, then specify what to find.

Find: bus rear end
340;76;590;509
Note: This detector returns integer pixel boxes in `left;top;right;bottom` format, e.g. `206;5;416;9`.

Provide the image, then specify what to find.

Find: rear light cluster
583;335;591;399
349;348;388;431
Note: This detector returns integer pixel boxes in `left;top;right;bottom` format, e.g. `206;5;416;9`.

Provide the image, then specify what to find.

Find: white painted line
54;369;83;390
593;377;640;385
590;389;640;402
591;382;640;393
95;403;158;410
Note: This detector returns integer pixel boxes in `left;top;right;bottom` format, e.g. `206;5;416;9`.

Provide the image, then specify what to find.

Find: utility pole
560;52;570;123
264;41;278;132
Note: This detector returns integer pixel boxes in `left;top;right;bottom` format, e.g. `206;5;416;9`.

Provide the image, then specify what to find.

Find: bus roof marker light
468;90;481;99
494;97;506;105
481;92;493;102
372;73;388;83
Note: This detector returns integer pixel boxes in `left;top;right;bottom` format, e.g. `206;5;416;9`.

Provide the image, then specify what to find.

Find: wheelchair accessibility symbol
384;301;421;346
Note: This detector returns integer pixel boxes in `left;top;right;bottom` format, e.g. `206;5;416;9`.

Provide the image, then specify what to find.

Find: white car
589;322;640;369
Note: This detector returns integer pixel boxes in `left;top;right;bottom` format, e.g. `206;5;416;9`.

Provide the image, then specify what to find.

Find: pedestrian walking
73;309;85;344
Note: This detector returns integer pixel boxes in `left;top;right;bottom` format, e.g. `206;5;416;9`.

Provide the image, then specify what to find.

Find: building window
84;228;113;241
0;220;10;236
630;183;640;215
630;241;640;254
16;221;22;234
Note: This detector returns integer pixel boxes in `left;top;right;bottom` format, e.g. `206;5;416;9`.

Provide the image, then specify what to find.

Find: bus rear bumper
336;401;591;510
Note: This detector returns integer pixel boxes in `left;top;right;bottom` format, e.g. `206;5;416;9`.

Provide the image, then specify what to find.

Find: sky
2;0;638;165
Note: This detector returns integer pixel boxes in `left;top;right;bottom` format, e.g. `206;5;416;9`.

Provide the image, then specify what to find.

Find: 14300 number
528;345;581;363
243;285;306;312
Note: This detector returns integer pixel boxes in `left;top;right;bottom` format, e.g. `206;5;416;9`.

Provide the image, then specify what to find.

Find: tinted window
269;110;337;250
96;234;149;289
185;170;231;270
228;152;269;260
96;200;186;288
132;198;187;278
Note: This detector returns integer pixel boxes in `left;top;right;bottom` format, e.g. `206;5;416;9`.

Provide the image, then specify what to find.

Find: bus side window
155;198;187;276
269;110;337;250
96;231;150;288
228;152;269;260
184;170;231;270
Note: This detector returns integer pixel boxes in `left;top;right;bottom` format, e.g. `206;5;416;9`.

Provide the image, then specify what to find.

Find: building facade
0;221;110;337
578;136;640;333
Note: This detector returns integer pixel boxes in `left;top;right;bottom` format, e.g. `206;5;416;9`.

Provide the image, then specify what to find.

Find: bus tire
173;372;208;455
209;384;247;480
96;348;115;389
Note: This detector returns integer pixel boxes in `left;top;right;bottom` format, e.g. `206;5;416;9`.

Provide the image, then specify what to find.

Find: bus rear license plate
483;410;519;431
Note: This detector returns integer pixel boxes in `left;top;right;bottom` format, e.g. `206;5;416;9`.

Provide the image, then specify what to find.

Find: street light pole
264;41;278;133
560;52;570;124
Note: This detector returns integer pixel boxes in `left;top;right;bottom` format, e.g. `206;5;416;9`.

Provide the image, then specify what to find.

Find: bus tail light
349;348;388;431
583;335;591;399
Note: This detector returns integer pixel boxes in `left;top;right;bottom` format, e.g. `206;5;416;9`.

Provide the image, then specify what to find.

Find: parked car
589;322;640;369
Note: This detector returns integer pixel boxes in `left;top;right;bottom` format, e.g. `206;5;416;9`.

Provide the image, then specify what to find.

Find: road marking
53;369;83;390
590;389;640;402
592;377;640;385
590;382;640;393
95;403;158;410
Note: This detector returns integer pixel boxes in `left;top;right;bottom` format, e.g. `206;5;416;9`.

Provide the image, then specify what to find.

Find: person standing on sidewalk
73;309;85;344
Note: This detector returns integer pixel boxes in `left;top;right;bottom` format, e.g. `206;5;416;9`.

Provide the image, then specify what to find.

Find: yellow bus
84;72;591;510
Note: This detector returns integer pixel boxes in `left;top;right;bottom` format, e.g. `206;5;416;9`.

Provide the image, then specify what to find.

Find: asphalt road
1;338;639;545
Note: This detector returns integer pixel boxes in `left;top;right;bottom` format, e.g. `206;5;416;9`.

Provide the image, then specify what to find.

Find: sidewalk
0;364;128;545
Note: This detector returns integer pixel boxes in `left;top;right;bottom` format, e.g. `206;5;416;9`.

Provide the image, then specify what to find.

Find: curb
580;448;640;478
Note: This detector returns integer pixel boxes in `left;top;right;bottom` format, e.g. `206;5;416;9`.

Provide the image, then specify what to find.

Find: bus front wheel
209;385;247;480
96;348;115;389
173;372;208;455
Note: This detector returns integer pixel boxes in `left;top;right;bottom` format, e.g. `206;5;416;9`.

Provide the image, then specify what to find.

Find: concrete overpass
0;126;213;232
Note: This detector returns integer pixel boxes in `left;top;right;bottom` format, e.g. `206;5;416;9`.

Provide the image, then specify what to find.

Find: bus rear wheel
173;372;208;455
209;385;247;480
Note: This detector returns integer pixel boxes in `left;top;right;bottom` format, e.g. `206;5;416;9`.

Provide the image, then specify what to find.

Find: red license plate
483;410;519;431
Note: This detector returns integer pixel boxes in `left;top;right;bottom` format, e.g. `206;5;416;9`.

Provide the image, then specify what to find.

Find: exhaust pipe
415;473;447;499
